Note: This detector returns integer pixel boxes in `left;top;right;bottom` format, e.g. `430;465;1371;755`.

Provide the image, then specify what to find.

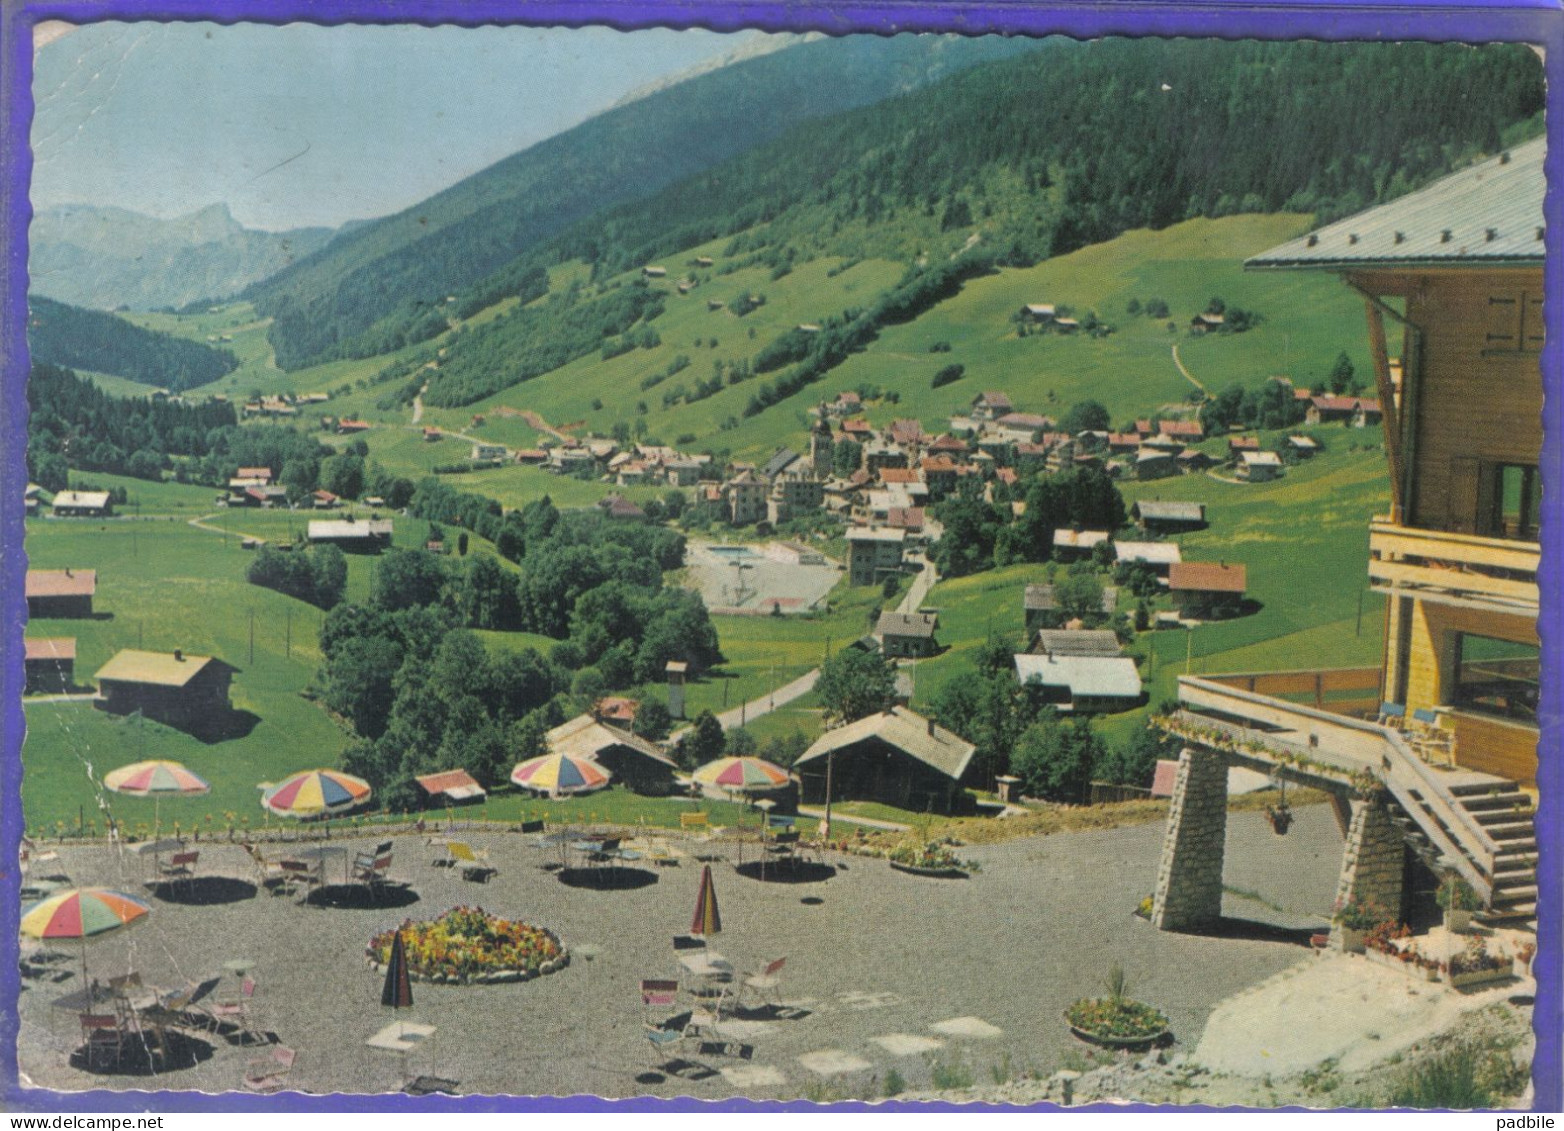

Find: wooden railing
1174;673;1500;900
1368;519;1539;612
1200;666;1383;720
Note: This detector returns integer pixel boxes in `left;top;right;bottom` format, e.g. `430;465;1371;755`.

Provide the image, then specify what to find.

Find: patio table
366;1020;436;1085
288;845;350;884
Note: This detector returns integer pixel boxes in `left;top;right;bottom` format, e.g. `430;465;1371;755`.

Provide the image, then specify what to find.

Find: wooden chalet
94;649;235;731
26;569;96;618
1167;561;1247;618
24;638;75;694
1149;140;1544;939
875;611;939;658
548;714;676;795
795;707;975;814
415;769;488;808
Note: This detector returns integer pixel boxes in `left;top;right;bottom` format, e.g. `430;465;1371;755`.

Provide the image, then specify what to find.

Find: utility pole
285;608;292;658
1356;586;1365;637
1185;626;1193;675
249;609;255;665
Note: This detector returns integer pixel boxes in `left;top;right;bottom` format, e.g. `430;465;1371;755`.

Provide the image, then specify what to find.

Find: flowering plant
1333;896;1385;930
1448;936;1510;977
367;906;562;982
1066;965;1169;1043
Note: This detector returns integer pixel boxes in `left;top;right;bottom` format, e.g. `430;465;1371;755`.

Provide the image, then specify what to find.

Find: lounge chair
352;846;396;891
446;841;495;882
640;978;680;1024
279;859;323;902
739;957;787;1008
245;844;288;890
79;1013;125;1072
209;977;264;1044
1409;708;1457;767
243;1045;296;1093
158;850;199;895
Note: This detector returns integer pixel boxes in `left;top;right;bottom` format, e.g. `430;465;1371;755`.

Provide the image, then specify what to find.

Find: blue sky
30;22;770;231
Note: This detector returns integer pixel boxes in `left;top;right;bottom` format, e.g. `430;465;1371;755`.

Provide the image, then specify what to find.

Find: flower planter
1448;961;1514;990
1443;909;1473;935
1064;1010;1170;1051
889;860;967;879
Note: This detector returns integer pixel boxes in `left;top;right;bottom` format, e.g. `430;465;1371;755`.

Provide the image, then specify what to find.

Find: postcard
3;2;1558;1114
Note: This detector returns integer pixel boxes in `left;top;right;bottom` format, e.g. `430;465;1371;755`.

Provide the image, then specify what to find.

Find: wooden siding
1398;598;1536;784
1391;270;1544;532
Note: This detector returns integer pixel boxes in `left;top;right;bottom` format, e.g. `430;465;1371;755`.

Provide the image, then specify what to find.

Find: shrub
931;364;966;389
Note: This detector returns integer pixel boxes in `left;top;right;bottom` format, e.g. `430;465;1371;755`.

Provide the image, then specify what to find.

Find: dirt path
520;409;570;442
1171;342;1209;398
410;384;425;424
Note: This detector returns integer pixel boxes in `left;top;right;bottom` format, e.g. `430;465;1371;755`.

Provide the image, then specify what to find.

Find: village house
311;489;340;510
1023;583;1118;632
1132;500;1206;533
423;428;443;443
1228;436;1261;456
1158;419;1205;443
24;638;75;694
863;440;908;474
1013;652;1143;714
724;469;768;526
761;448;801;480
839;417;874;440
795;707;975;815
970;391;1013;421
25;569;96;618
1176;449;1215;473
1114;541;1183;575
1019;303;1056;323
594;696;639;726
1151;138;1545;938
1135;449;1179;480
471;443;507;462
641;265;667;278
599;495;647;522
236;466;273;484
888;419;926;448
997;412;1053;436
1032;628;1123;658
24;484;40;517
307;519;393;552
1236;450;1284;482
414;769;487;809
515;449;550;465
615;462;653;487
664;459;704;487
1167;561;1247;618
769;471;826;524
875;611;940;659
1288;434;1321;457
336;419;371;435
830;391;862;416
846;525;905;586
548;714;677;795
927;434;969;456
1051;529;1111;562
918;456;959;499
1190;311;1225;334
885;506;926;535
1105;432;1141;455
94;648;235;732
51;490;112;518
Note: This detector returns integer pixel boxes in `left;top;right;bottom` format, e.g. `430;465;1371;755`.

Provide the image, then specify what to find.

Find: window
1481;463;1541;541
1453;633;1538;725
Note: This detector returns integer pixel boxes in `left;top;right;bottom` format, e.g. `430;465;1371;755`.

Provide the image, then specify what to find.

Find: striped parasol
510;753;611;798
104;759;210;834
692;756;790;793
20;888;152;984
261;769;372;819
690;864;722;937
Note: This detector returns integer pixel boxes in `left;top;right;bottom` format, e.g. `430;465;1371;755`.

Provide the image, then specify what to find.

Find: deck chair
739;957;787;1008
151;976;221;1033
209;977;264;1044
643;835;679;867
245;844;288;890
1409;708;1457;767
79;1013;125;1072
243;1045;296;1093
352;847;395;890
279;859;323;902
447;841;495;882
640;978;680;1023
158;850;199;895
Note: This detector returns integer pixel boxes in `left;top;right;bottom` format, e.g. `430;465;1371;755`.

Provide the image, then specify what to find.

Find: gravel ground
18;804;1351;1101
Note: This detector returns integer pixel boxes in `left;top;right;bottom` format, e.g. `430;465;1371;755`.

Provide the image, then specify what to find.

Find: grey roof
1032;629;1123;658
1013;653;1143;699
761;448;800;479
876;611;938;639
1248;138;1546;271
308;519;393;540
1023;583;1118;613
1133;500;1205;523
1115;541;1182;567
795;707;975;781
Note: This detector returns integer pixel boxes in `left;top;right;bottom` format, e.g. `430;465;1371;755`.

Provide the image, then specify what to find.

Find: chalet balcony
1367;519;1539;616
1165;669;1537;916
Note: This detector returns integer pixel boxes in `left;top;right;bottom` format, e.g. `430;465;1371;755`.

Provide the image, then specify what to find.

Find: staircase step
1447;779;1522;797
1490;882;1538;901
1480;902;1537;923
1457;793;1533;813
1493;856;1536;875
1480;822;1537;841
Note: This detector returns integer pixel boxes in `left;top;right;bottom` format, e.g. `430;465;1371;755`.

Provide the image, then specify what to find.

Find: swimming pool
708;545;758;560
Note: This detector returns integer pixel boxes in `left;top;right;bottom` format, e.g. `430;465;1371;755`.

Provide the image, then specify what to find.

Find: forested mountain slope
27;296;240;392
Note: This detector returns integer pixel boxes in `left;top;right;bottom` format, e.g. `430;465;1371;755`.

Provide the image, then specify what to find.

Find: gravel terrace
18;804;1350;1101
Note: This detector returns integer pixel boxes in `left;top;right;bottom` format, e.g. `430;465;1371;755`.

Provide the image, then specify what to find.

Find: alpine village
15;32;1548;1109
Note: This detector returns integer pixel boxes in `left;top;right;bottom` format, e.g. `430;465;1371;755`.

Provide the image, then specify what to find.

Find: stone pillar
1151;746;1229;931
1331;799;1406;948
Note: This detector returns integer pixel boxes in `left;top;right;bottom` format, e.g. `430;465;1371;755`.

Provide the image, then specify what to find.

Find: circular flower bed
366;906;567;985
886;839;980;876
1065;996;1170;1048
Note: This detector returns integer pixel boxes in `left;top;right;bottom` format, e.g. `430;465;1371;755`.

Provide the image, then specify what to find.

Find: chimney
174;649;184;662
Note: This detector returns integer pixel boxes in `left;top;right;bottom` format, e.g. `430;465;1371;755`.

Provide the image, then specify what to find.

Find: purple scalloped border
1;0;1559;1114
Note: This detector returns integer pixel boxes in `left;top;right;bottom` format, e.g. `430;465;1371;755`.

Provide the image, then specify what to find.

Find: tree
1011;715;1103;804
816;647;897;726
322;634;404;739
370;549;448;611
457;532;469;556
1055;572;1105;622
1060;399;1110;434
685;710;727;769
1329;351;1356;395
632;699;673;742
725;727;758;756
832;438;863;478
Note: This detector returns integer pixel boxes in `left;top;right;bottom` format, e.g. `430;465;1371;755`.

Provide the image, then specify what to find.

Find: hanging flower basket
1266;804;1293;836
